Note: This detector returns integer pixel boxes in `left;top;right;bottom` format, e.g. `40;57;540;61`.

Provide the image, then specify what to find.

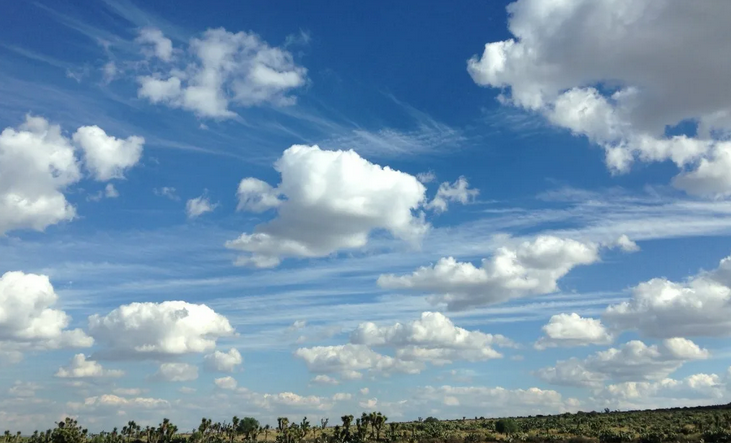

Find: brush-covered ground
5;403;731;443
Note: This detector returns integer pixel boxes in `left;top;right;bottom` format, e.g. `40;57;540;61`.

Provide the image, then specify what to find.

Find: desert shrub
496;420;519;436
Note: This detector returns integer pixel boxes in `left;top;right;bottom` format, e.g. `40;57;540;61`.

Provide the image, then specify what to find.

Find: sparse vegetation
5;403;731;443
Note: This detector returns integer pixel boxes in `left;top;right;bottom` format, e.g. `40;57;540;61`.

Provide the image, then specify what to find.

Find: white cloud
102;61;117;83
0;116;80;234
8;381;40;398
203;348;242;372
112;388;145;396
254;392;333;412
426;177;479;213
55;354;124;378
154;186;179;201
88;183;120;202
296;312;513;381
379;235;600;310
214;376;238;390
593;372;729;410
0;115;144;234
81;394;169;409
87;301;234;359
294;344;422;380
226;145;430;267
351;312;513;364
73;126;144;181
311;375;340;385
359;387;369;395
136;28;174;62
104;184;119;198
0;271;93;360
137;27;307;118
332;392;351;401
416;171;436;184
536;338;709;387
613;234;640;252
468;0;731;196
154;362;199;382
416;385;577;417
186;194;218;219
605;252;731;338
236;178;282;212
535;313;613;349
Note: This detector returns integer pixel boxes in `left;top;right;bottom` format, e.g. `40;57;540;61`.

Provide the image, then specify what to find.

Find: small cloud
102;61;118;84
614;234;640;253
416;171;436;184
186;193;218;219
87;184;120;202
105;184;119;198
154;186;180;201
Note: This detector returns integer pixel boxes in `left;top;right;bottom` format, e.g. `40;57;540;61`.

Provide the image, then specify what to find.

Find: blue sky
3;0;731;433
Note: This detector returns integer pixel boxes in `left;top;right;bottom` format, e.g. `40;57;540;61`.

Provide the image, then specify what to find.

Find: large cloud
0;115;144;234
468;0;731;197
536;338;709;387
0;271;92;360
55;354;124;378
351;312;514;364
593;371;730;410
294;344;422;380
203;348;242;372
87;301;234;359
296;312;513;381
137;27;307;118
227;145;434;267
378;235;599;310
153;363;199;382
72;126;143;181
415;385;579;417
604;252;731;338
535;313;614;349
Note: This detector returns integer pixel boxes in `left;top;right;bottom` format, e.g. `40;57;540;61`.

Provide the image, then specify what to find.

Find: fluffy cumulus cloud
55;354;124;378
604;252;731;338
593;372;730;410
87;301;234;359
153;363;199;382
203;348;242;372
416;385;578;417
137;27;307;118
227;145;431;268
0;271;92;361
74;394;170;410
351;312;514;364
214;376;238;390
0;115;144;234
186;194;218;219
72;126;144;181
296;312;514;381
535;313;614;349
0;116;80;234
136;28;174;62
294;344;422;380
379;235;600;310
425;176;479;213
536;338;709;388
468;0;731;197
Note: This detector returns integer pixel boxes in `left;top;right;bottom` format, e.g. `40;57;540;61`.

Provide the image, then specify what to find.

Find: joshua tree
370;413;387;441
299;418;310;441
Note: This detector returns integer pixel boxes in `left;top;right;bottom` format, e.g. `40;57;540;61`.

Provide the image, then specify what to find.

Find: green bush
495;419;518;436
